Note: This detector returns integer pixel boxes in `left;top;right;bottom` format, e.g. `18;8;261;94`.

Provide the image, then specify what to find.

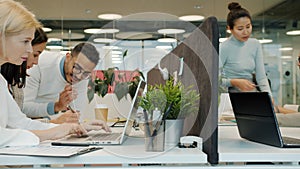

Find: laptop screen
229;92;283;147
124;80;146;137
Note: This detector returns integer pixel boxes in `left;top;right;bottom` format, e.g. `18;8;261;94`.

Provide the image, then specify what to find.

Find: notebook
229;92;300;148
52;80;146;146
0;145;102;157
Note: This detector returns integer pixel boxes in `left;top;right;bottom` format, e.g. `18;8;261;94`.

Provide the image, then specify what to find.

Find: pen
143;109;151;138
51;142;90;147
68;105;80;124
151;102;173;137
68;105;76;113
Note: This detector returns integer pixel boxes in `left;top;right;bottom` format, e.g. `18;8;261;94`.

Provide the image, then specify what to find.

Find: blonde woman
1;28;80;124
0;0;110;147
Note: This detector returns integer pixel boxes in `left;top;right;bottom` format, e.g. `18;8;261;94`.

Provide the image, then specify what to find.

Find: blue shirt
219;35;272;97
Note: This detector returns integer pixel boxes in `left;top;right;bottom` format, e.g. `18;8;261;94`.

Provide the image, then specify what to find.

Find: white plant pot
164;119;184;148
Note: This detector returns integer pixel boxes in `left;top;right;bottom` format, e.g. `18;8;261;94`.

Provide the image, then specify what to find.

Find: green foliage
87;70;144;102
87;50;144;103
140;78;200;119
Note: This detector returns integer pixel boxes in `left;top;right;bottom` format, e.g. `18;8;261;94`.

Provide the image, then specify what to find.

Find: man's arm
23;65;50;118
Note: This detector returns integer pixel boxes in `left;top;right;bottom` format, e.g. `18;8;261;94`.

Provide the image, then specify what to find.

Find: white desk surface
0;136;207;166
219;125;300;163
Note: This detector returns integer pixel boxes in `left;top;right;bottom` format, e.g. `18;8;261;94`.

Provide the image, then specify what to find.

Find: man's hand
82;120;111;133
54;84;78;112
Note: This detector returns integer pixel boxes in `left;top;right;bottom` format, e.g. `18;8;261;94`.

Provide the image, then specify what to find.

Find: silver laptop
229;92;300;148
52;80;146;146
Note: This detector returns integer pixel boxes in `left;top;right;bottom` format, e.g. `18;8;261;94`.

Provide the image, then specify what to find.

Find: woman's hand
31;123;87;141
31;120;111;142
231;79;256;91
50;110;80;124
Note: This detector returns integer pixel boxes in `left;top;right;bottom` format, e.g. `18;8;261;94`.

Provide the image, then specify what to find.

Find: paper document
0;145;102;157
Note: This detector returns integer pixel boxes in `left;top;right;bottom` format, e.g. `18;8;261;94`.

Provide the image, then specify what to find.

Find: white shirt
0;74;55;147
23;51;88;118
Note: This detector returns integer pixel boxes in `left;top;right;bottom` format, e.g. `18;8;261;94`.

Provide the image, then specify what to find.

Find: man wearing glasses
22;43;99;122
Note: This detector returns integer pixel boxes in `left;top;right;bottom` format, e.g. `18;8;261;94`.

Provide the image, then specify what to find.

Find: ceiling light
116;32;152;40
194;5;202;9
84;28;101;34
102;46;121;50
85;9;91;14
286;30;300;35
258;39;273;44
281;56;292;59
112;54;121;58
157;29;185;34
279;47;293;51
46;45;63;50
84;28;119;34
93;38;116;43
111;57;122;61
156;46;172;50
47;38;62;42
157;38;177;43
111;50;122;55
179;15;204;21
42;27;52;32
98;14;122;20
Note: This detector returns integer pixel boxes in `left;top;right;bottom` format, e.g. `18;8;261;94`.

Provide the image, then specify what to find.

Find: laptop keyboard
92;133;121;141
282;136;300;145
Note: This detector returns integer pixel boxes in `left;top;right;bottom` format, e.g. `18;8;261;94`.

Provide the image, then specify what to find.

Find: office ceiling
16;0;300;48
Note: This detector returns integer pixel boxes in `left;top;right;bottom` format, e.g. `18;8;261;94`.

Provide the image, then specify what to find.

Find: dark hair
71;42;99;65
0;28;48;88
32;27;48;46
1;61;26;88
227;2;252;29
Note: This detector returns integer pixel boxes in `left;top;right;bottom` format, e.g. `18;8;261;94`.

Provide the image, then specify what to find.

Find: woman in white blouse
0;0;110;147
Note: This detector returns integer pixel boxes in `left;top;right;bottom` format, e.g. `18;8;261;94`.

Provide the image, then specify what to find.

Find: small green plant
139;78;200;119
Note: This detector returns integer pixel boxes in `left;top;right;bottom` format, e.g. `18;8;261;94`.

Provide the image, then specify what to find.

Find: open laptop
52;80;146;146
229;92;300;148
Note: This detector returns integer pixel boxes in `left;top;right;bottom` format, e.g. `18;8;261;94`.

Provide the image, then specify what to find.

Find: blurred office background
17;0;300;106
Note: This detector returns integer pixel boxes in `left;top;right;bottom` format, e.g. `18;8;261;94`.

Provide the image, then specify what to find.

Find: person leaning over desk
0;0;110;147
22;42;98;121
219;2;296;114
1;28;79;124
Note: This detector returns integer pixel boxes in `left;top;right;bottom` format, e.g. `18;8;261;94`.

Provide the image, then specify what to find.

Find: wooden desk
219;125;300;163
0;136;207;167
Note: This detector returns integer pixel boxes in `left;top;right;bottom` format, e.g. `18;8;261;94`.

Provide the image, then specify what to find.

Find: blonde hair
0;0;41;58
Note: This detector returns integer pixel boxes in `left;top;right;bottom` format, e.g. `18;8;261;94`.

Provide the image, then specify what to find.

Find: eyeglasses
73;63;91;79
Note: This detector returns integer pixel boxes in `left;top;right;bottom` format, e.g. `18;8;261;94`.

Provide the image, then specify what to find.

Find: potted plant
139;77;200;120
139;77;200;146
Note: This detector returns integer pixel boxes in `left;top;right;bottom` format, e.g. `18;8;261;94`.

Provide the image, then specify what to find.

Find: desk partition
148;16;220;164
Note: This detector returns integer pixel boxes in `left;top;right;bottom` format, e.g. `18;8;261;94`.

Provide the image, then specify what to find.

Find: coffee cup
95;104;108;122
